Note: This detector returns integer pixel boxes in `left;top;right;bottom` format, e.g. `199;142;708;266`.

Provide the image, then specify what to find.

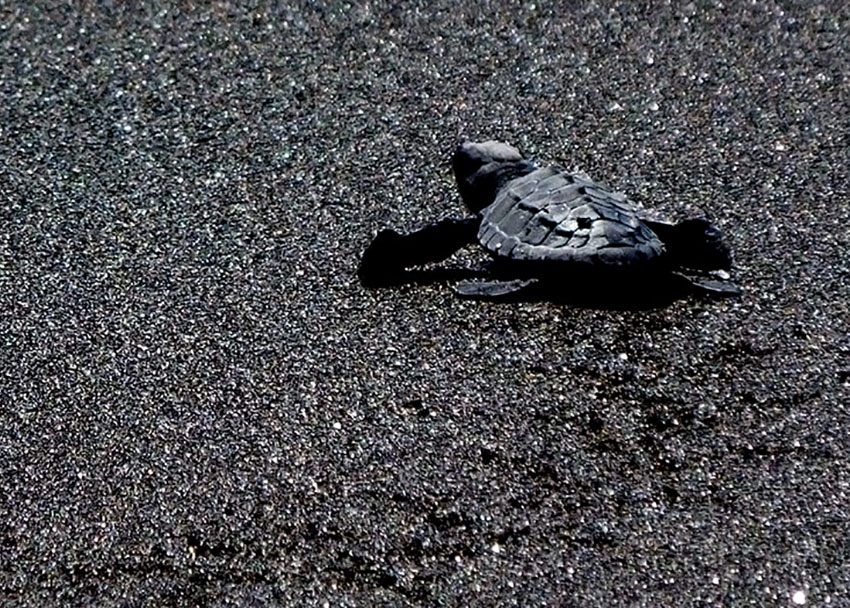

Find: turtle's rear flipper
452;278;539;299
645;218;733;271
359;217;479;287
673;272;742;297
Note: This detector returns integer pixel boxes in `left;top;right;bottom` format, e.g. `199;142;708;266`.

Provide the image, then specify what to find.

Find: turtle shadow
360;265;694;311
495;280;688;311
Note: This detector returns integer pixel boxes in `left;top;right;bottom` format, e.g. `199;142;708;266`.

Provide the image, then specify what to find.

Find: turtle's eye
577;217;592;229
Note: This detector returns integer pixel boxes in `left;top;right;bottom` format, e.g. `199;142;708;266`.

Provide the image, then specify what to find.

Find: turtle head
452;141;535;213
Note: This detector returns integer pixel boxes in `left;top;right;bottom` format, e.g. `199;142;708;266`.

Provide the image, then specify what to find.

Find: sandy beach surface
1;2;848;606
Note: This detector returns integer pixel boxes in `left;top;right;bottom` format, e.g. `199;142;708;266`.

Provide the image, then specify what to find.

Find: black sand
1;3;848;606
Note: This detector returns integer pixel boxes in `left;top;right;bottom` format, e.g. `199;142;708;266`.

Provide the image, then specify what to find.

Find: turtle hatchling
359;140;739;303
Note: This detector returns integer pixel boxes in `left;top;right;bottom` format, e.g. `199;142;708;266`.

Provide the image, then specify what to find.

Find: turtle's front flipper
358;217;479;286
452;278;539;300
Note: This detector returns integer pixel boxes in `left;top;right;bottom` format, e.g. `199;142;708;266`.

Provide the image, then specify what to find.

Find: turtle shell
477;166;665;266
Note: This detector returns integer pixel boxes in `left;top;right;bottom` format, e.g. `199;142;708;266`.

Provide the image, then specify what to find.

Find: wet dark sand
1;3;848;606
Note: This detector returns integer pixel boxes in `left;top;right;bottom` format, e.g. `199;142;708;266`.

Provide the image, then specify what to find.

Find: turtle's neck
492;159;538;191
462;159;539;213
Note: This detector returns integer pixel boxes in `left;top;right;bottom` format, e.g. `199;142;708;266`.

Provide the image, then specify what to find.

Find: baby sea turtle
359;141;739;302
